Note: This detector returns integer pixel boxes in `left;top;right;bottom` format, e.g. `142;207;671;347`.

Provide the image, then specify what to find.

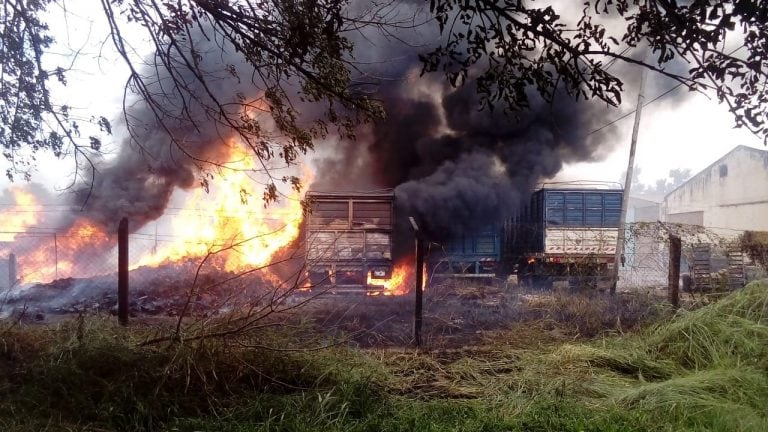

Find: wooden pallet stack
726;244;746;289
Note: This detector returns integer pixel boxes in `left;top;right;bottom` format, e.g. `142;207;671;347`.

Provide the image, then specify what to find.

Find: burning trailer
305;190;396;293
418;185;624;289
303;183;625;292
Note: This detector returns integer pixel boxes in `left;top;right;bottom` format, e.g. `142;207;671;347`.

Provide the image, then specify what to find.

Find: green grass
2;282;767;431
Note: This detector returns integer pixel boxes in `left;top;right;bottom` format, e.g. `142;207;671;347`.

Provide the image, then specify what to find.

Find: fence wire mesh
0;219;762;320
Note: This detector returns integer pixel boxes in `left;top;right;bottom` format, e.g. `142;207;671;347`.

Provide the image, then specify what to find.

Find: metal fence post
414;236;424;347
118;217;129;326
54;233;58;280
668;235;681;309
409;217;423;348
8;253;16;288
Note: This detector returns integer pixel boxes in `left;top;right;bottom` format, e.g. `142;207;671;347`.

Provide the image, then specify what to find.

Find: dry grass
295;280;667;349
1;281;766;431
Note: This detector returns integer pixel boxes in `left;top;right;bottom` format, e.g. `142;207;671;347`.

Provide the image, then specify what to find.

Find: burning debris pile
0;140;307;291
0;261;283;321
0;26;311;297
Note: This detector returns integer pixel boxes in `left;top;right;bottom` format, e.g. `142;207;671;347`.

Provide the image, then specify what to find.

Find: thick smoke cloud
73;35;275;231
312;3;618;238
73;1;622;241
315;79;611;237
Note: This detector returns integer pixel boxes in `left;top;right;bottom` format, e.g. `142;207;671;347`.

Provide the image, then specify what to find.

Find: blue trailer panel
521;189;623;253
511;187;624;289
428;226;501;277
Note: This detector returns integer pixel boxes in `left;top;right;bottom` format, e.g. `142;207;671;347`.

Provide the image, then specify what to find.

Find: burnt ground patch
2;269;668;349
291;280;668;348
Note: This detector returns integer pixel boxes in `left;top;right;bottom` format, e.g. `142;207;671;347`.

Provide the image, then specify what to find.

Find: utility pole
153;222;158;255
611;64;648;294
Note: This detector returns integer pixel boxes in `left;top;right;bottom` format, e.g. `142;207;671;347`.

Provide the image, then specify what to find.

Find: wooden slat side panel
544;228;618;255
306;232;339;260
307;232;366;260
309;200;350;229
352;201;392;229
364;232;391;259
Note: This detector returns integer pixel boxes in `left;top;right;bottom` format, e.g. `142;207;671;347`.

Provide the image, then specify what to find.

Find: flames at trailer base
366;260;427;296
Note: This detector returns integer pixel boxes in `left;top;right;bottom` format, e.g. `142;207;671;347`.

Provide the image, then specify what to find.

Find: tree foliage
100;0;385;202
422;0;768;142
623;167;691;196
740;230;768;270
1;0;382;200
1;0;767;198
1;0;84;181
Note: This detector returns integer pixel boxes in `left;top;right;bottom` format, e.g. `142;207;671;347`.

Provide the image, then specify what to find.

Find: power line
586;83;684;137
604;46;632;71
587;45;746;137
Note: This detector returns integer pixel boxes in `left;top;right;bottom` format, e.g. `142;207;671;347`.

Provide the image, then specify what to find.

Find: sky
559;87;764;188
3;2;765;201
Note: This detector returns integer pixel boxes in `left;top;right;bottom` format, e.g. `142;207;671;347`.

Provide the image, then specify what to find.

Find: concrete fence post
8;253;16;288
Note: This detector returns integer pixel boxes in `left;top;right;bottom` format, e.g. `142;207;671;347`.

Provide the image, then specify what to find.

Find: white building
663;145;768;236
628;195;661;223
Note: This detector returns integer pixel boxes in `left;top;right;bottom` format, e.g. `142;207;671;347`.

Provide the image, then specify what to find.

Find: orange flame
6;140;310;285
367;259;427;296
135;142;309;273
16;219;111;283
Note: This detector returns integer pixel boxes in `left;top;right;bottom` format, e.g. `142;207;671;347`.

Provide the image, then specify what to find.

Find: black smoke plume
311;5;618;239
72;2;620;242
71;36;276;232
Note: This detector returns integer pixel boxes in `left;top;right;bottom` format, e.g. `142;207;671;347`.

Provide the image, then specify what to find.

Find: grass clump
545;281;768;431
645;283;768;368
1;282;767;431
612;367;768;430
0;316;387;431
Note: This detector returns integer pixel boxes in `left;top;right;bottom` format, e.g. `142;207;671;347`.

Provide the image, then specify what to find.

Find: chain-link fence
0;228;117;287
0;222;757;289
0;219;762;320
620;221;753;291
0;219;311;320
419;221;757;292
619;222;670;290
